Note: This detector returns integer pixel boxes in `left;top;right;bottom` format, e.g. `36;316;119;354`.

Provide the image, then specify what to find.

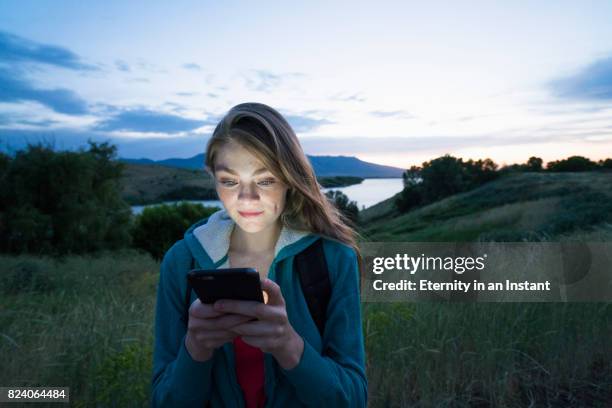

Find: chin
235;221;266;234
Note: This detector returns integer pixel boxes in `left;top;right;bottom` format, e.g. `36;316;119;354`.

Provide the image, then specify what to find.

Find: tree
464;158;499;185
546;156;597;172
402;165;422;188
394;154;500;214
599;158;612;170
420;155;470;202
526;156;543;171
0;141;132;254
395;185;422;212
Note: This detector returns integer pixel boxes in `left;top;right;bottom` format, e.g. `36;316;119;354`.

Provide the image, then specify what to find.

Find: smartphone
187;268;264;304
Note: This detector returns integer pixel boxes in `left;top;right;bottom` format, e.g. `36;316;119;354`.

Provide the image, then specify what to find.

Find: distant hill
360;172;612;242
120;162;216;205
121;153;404;178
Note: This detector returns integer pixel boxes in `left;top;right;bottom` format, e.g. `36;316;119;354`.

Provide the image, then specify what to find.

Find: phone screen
187;268;264;304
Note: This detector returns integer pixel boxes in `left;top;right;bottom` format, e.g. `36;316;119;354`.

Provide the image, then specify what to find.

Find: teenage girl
151;102;367;407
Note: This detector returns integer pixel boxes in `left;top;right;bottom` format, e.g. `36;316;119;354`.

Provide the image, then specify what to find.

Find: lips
238;210;264;218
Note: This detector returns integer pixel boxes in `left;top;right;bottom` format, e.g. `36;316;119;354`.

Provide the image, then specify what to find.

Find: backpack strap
294;239;331;338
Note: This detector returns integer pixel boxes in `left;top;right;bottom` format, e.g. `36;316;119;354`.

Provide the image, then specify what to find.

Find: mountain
120;154;404;178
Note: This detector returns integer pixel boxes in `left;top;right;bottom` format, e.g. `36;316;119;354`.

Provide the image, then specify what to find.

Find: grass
0;250;159;407
363;302;611;407
2;250;610;407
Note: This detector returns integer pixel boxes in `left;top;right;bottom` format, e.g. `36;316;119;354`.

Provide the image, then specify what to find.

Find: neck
230;221;282;254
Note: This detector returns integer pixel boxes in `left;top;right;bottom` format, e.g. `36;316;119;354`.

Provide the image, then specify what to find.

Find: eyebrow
214;165;271;176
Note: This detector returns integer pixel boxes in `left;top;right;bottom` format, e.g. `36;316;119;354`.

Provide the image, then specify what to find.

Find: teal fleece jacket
151;209;367;407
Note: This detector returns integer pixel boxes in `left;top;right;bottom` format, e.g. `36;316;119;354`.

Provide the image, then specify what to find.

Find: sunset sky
1;1;611;169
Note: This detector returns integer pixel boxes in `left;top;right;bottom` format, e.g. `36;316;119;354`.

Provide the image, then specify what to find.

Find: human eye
257;177;276;186
218;178;238;187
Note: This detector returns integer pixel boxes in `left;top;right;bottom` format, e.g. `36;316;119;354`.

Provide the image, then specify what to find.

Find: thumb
261;278;284;306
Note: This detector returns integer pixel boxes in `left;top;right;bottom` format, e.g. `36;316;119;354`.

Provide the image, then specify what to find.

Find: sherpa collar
189;209;313;265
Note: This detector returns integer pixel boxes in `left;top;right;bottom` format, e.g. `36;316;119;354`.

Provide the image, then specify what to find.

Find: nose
238;181;260;202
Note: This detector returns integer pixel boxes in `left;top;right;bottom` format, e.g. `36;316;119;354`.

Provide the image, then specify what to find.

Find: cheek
274;189;288;215
263;189;286;215
216;187;235;204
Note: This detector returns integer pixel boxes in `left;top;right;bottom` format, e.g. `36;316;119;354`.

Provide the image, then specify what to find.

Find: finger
208;313;254;330
196;331;237;342
214;299;272;320
190;299;225;319
240;335;280;351
231;320;281;337
261;278;285;307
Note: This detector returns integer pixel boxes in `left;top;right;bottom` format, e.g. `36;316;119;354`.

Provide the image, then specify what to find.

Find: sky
1;0;611;169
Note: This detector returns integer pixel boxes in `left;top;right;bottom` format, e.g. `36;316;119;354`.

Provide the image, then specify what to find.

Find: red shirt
233;336;266;408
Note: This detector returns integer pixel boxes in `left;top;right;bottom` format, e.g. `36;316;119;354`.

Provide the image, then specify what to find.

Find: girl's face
213;141;289;234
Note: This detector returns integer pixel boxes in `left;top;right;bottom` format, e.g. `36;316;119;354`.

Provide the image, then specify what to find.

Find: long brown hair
205;102;362;264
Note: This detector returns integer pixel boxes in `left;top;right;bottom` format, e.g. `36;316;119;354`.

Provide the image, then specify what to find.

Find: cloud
0;68;89;115
176;92;198;97
93;108;213;133
283;113;333;133
115;60;130;72
244;70;305;92
0;128;208;160
182;63;203;71
0;30;96;71
369;110;415;119
550;56;612;100
330;92;366;103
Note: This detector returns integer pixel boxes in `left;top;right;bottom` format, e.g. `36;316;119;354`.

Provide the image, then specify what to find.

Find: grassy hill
359;171;612;406
360;171;612;242
120;162;217;205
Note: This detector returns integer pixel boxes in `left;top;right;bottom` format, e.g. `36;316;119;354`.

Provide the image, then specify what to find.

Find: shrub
0;141;132;255
131;202;218;260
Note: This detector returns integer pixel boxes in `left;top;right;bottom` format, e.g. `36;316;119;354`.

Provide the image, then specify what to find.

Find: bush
395;185;422;212
394;155;500;213
547;156;598;172
131;202;219;260
0;141;132;255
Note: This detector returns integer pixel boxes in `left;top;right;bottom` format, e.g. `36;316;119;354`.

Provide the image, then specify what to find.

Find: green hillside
361;171;612;242
120;162;217;205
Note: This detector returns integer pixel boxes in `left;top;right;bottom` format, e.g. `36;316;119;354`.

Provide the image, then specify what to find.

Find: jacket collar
183;209;318;268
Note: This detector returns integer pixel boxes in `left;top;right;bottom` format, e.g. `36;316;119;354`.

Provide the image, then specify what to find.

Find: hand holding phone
184;268;265;362
184;298;253;362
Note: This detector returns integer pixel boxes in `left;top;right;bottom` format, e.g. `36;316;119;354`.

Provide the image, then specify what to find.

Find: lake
130;177;403;215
